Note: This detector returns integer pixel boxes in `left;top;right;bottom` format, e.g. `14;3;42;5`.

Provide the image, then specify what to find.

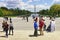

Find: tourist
43;20;46;31
50;19;55;32
4;16;8;21
46;22;51;32
9;18;14;35
46;18;55;32
39;16;44;35
33;19;38;37
26;16;28;22
2;20;6;31
4;22;9;37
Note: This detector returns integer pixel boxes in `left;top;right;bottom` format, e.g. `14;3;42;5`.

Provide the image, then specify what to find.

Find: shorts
10;27;14;30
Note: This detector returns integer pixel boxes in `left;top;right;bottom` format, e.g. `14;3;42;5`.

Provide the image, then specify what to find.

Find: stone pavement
0;17;60;40
0;30;60;40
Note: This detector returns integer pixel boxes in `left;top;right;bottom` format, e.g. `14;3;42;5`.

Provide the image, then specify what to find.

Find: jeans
34;29;38;36
5;29;8;37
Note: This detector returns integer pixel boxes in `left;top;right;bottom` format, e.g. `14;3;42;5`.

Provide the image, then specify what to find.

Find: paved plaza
0;17;60;40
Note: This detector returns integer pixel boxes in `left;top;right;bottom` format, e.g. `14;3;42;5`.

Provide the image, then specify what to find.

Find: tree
50;4;60;16
0;7;8;10
38;9;49;16
0;9;3;16
0;7;32;16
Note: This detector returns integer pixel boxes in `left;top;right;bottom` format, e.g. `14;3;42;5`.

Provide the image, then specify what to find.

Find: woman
50;19;55;32
2;21;6;31
46;19;55;32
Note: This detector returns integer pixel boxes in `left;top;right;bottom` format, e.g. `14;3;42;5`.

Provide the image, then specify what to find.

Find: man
39;16;44;35
26;16;28;22
9;18;14;35
4;22;9;37
34;19;38;37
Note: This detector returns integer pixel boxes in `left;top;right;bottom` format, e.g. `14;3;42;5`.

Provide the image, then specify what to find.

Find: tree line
0;7;32;17
0;4;60;17
38;4;60;17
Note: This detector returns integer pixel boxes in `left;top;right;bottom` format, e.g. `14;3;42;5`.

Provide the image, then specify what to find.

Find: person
35;17;39;30
46;18;55;32
2;21;6;31
43;20;46;31
9;18;14;35
49;16;52;20
10;17;12;22
34;19;38;37
39;16;44;35
4;17;8;21
26;16;28;22
46;22;51;32
22;16;25;20
32;15;35;19
50;19;55;32
4;22;9;37
35;17;38;21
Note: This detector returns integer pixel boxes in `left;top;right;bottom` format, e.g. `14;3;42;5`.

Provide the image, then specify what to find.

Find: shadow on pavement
0;31;4;32
29;35;35;37
29;34;40;37
0;36;6;38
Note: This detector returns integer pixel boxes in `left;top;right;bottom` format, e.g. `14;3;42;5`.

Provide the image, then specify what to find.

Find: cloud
6;0;51;12
49;0;60;8
36;5;50;11
0;0;5;2
26;0;33;4
0;0;57;12
0;2;6;7
24;5;34;11
54;0;60;2
5;0;20;8
21;0;49;12
44;3;48;5
28;0;32;2
33;0;40;1
17;2;34;11
52;0;60;4
53;0;60;4
19;4;50;12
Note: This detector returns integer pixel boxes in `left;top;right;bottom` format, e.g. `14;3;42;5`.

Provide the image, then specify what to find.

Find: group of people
2;17;14;37
33;16;55;37
1;16;55;37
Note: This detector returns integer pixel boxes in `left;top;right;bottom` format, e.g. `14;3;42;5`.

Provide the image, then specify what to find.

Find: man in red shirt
39;16;44;35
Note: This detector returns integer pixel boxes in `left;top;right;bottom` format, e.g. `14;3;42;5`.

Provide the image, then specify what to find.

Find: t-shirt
39;20;44;28
34;21;38;29
9;23;13;27
4;24;9;29
50;21;55;27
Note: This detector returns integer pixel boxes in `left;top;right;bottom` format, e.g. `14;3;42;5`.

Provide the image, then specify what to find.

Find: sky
0;0;60;12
